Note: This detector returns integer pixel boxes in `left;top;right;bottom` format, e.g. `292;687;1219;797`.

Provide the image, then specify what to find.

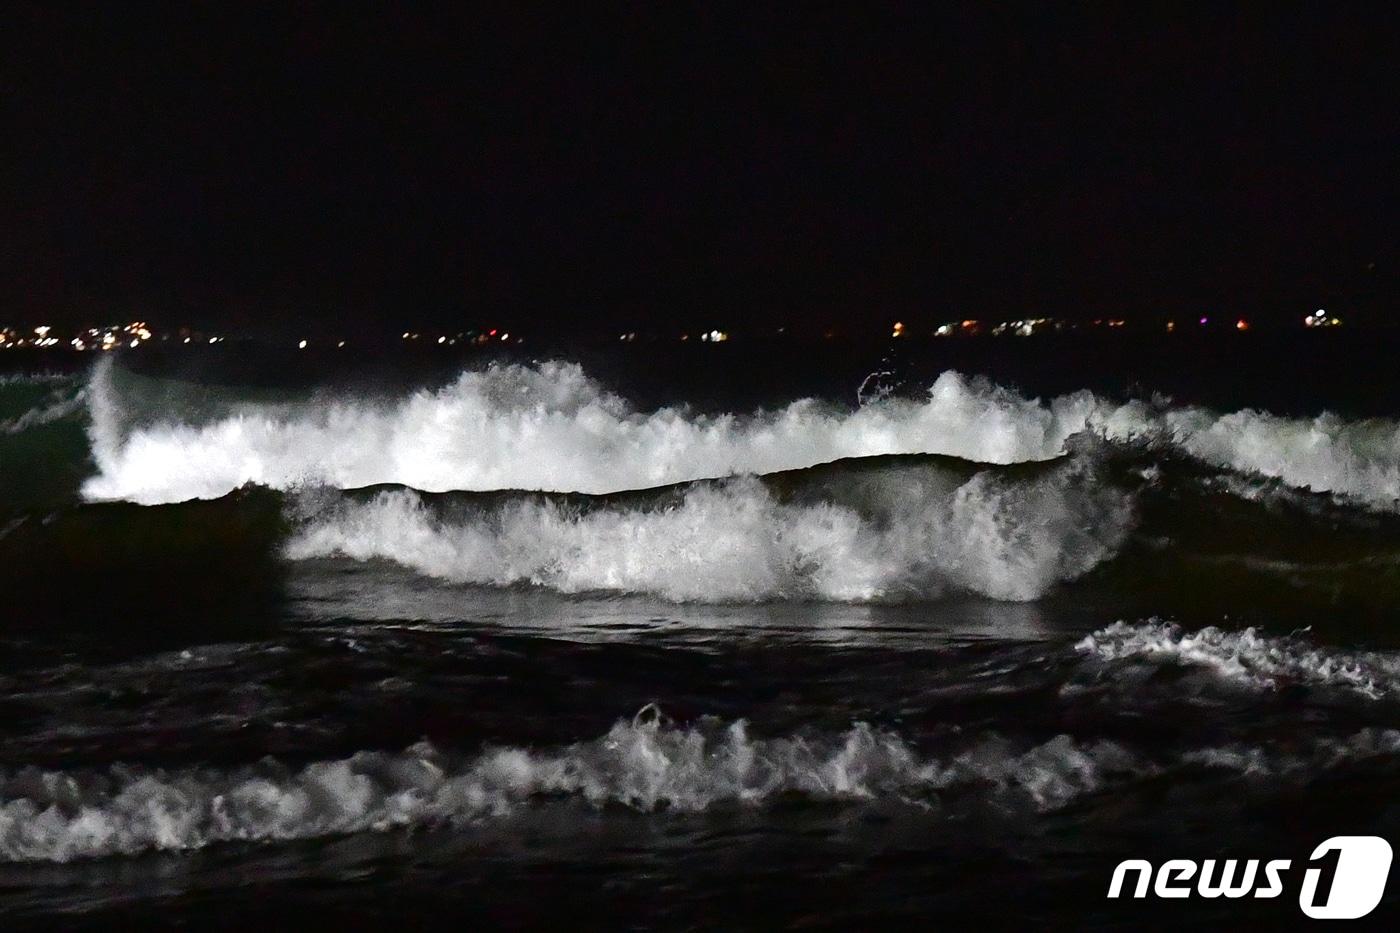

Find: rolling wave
75;358;1400;511
10;447;1400;609
11;358;1400;607
285;454;1131;602
81;358;1095;504
5;702;1396;864
0;707;1146;863
1078;620;1400;699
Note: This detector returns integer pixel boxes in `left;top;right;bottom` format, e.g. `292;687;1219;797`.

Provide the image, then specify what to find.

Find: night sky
3;3;1398;338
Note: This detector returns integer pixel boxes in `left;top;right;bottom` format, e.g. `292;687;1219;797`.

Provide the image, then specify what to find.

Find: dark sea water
3;334;1400;929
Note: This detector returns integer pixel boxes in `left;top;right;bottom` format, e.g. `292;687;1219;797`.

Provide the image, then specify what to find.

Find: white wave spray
1078;620;1400;699
80;358;1098;504
284;458;1134;602
79;357;1400;509
0;709;1137;863
6;704;1394;864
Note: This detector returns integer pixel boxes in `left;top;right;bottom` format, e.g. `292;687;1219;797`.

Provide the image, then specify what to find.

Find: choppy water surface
3;343;1400;928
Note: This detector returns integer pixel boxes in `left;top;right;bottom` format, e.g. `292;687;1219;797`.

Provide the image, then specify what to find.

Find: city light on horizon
0;309;1373;353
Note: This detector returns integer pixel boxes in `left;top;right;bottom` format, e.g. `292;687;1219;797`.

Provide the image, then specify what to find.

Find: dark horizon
4;4;1398;338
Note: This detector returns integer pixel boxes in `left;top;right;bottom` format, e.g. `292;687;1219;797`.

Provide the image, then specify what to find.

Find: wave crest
75;358;1400;512
284;456;1133;602
1077;620;1400;699
0;709;1137;863
80;360;1096;504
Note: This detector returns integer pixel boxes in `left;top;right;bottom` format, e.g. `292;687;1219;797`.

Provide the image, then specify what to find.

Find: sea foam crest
1077;620;1400;699
80;358;1400;508
80;358;1097;504
1159;407;1400;510
285;459;1133;602
0;710;1134;863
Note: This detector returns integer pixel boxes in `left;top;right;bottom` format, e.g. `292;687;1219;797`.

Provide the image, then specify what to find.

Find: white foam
80;359;1098;504
0;710;1135;862
284;459;1133;602
1161;407;1400;510
79;358;1400;509
1077;620;1400;699
6;706;1395;863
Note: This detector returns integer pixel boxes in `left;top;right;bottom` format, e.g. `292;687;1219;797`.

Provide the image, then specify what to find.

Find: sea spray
284;454;1134;602
79;358;1400;509
0;708;1143;863
80;358;1097;503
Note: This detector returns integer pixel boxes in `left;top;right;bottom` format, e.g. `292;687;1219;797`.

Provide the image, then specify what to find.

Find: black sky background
2;3;1398;338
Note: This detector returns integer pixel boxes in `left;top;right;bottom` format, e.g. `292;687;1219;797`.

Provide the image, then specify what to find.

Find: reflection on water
287;558;1067;648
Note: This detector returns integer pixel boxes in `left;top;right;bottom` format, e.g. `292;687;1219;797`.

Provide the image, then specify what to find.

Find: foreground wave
0;707;1129;862
5;699;1397;864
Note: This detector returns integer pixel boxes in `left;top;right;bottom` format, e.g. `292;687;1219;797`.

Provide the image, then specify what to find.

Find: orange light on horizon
1236;319;1250;331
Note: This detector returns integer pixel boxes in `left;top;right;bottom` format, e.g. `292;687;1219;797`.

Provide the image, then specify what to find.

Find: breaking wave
6;704;1396;864
0;708;1141;863
77;358;1400;509
81;359;1097;504
1078;620;1400;699
284;454;1133;602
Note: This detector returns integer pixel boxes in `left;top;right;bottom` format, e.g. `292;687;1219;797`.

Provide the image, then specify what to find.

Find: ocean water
2;338;1400;929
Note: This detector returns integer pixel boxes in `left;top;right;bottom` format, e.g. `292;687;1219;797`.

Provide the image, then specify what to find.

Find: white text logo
1107;836;1392;919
